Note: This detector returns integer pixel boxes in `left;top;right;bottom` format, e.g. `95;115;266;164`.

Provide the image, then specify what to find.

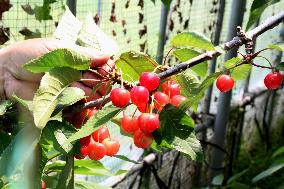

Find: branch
75;11;284;110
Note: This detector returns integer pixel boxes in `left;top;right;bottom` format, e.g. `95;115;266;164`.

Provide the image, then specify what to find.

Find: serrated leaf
0;100;13;116
34;0;56;22
114;155;140;164
171;32;215;51
231;64;252;81
252;163;284;183
175;73;200;98
23;49;91;73
268;44;284;52
179;72;223;112
173;48;208;78
115;51;159;82
155;105;203;161
33;67;81;129
246;0;280;30
55;156;74;189
276;62;284;71
65;105;121;144
223;57;242;69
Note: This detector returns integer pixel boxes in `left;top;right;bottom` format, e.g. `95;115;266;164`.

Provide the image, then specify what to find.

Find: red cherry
264;72;283;90
41;180;45;189
133;130;154;149
130;86;149;106
74;109;91;129
138;113;160;133
102;138;120;156
216;75;234;92
110;88;130;107
161;80;181;98
121;115;139;134
87;107;98;119
137;103;148;113
80;145;89;157
92;126;110;143
154;92;169;111
139;72;160;91
87;141;106;160
80;135;91;147
171;95;186;107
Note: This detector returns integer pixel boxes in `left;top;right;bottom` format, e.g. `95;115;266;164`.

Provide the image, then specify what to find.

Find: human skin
0;38;113;100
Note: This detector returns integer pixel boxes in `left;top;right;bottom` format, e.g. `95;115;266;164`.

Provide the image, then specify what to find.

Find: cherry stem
250;62;274;69
119;68;124;88
132;108;138;117
88;69;109;79
98;85;112;110
255;55;274;70
163;47;175;66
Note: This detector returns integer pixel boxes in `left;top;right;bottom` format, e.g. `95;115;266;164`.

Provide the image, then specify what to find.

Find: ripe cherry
130;86;149;106
121;115;139;134
92;126;110;143
264;72;283;90
171;95;186;107
154;92;169;111
87;141;106;160
139;72;160;91
87;107;98;119
110;88;130;107
133;130;154;149
161;80;181;98
41;180;46;189
138;113;160;133
216;74;234;92
137;103;148;113
102;138;120;156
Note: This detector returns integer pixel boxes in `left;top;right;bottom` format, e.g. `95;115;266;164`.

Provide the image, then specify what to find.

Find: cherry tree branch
77;11;284;110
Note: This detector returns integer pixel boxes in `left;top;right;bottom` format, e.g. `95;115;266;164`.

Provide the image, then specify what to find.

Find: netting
1;0;284;187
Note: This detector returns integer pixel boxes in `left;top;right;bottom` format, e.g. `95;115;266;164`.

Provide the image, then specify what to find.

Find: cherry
138;113;160;133
139;72;160;91
216;74;234;92
264;72;283;90
161;80;181;98
154;92;169;111
171;95;186;107
121;115;139;134
137;103;148;113
73;108;91;129
87;107;98;119
87;141;106;160
102;138;120;156
41;180;45;189
130;86;149;106
80;146;89;157
80;135;91;147
133;130;154;149
92;126;110;143
110;88;130;107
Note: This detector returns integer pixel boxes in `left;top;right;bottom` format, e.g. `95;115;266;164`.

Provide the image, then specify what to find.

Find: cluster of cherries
67;108;120;160
110;72;186;149
216;71;283;92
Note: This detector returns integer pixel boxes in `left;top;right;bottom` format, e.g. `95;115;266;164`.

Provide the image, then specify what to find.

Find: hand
0;38;113;100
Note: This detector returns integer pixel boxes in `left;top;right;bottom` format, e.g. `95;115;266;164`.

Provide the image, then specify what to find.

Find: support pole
156;4;170;64
67;0;77;16
210;0;247;181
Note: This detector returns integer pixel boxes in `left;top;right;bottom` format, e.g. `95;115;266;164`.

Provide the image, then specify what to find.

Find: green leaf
65;105;121;144
114;155;140;164
173;48;208;78
171;32;215;51
56;156;74;189
272;146;284;159
161;0;172;6
223;57;242;69
0;100;13;116
179;72;223;112
231;64;252;81
227;169;248;184
75;180;112;189
268;44;284;52
252;163;284;183
0;131;11;155
32;67;81;129
276;62;284;71
175;73;200;98
23;49;91;73
212;174;224;186
34;0;56;22
156;105;203;161
115;51;159;82
11;94;33;111
246;0;281;30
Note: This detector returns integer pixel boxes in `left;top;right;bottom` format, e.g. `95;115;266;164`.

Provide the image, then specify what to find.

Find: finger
90;55;111;68
97;59;115;76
